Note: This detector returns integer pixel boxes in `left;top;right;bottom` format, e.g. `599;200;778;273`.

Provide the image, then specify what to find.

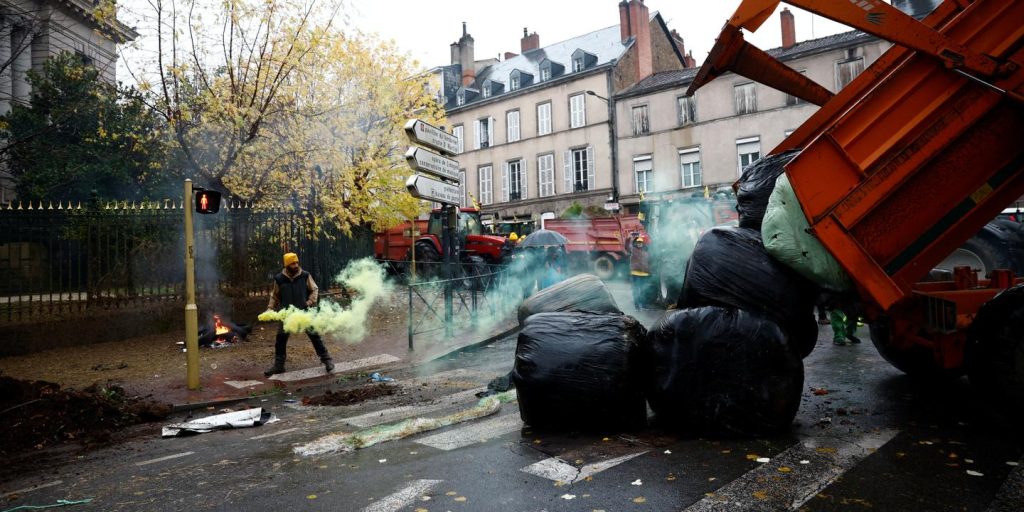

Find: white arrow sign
405;119;459;155
406;174;462;205
405;147;462;183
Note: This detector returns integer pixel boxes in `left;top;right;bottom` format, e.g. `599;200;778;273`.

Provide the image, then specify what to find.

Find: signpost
404;119;463;341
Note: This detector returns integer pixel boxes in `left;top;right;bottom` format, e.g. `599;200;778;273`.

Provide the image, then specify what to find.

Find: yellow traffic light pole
183;179;200;390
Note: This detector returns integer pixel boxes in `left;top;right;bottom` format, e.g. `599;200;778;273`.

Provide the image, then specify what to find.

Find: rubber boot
323;358;335;373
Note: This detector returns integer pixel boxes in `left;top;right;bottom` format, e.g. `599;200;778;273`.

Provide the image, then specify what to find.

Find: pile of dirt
0;376;172;457
301;384;397;406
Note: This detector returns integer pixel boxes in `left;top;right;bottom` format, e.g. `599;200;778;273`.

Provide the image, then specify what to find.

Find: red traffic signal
195;190;221;214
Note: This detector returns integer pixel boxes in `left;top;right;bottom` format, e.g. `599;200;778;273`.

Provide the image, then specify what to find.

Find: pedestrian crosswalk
414;413;524;451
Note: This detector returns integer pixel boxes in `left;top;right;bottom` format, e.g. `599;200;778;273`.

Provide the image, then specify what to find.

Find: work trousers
274;325;331;363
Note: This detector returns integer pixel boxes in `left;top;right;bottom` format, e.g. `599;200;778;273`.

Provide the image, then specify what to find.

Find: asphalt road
2;286;1022;512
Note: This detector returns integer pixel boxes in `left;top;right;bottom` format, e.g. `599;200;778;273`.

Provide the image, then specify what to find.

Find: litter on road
162;408;274;437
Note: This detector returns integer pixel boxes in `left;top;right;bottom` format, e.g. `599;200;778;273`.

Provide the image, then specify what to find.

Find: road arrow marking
521;451;649;483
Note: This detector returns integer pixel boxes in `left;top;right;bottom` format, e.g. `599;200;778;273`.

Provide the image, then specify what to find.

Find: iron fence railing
0;200;372;322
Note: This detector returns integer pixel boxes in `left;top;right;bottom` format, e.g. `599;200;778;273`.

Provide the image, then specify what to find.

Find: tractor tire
593;254;617;280
461;255;489;291
936;224;1015;277
409;241;442;281
869;316;964;380
966;284;1024;423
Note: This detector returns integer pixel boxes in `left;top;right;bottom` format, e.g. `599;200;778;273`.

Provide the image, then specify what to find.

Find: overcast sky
117;1;858;86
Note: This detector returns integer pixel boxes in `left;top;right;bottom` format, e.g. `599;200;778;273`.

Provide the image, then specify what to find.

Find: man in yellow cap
264;253;334;376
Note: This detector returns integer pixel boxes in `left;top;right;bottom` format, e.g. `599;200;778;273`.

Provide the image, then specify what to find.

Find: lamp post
587;87;618;204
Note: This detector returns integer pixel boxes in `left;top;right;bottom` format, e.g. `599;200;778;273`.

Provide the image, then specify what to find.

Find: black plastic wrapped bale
736;150;799;230
512;312;648;430
677;226;819;357
517;274;621;325
646;307;804;436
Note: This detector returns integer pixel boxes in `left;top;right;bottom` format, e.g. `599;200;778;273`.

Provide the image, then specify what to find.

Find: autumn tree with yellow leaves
132;0;443;234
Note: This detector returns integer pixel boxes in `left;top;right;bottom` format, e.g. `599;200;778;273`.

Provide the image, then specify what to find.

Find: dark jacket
267;267;319;310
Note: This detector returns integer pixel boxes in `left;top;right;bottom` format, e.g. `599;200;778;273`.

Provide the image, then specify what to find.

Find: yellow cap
283;253;299;266
509;232;519;241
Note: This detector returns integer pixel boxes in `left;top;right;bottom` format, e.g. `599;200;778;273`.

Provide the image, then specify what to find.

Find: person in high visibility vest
627;234;652;310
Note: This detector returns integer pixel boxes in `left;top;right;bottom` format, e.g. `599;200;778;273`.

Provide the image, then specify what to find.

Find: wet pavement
2;284;1022;511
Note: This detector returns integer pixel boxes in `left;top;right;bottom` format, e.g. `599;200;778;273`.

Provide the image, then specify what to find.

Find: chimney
619;0;652;81
780;8;796;49
618;1;631;42
520;27;540;53
458;22;476;86
685;50;696;69
670;29;692;68
450;42;461;66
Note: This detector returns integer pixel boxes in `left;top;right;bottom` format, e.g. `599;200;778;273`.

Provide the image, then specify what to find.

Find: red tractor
408;208;513;283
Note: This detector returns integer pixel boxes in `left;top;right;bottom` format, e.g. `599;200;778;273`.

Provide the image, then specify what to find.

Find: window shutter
586;146;595;190
474;121;481;150
501;162;509;203
488;117;495;148
521;160;528;199
563;150;572;193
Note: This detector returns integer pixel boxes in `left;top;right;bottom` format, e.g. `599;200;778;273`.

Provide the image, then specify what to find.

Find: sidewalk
0;296;517;409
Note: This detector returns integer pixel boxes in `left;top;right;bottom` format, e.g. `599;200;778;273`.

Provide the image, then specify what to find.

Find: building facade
0;0;137;202
441;0;692;226
613;10;890;212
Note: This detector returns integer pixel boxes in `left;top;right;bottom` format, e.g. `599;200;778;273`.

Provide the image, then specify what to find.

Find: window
569;93;586;128
452;125;464;154
734;83;757;115
677;95;697;125
540;67;551;81
506;110;520;143
538;154;555;197
836;56;865;90
510;75;520;91
482;86;491;98
478;165;493;205
563;146;594;192
736;137;761;176
474;117;493;149
459;170;467;207
456;92;465;106
537;102;552;135
502;159;526;202
786;70;808;106
573;57;584;72
631;105;650;136
679;147;701;188
634;156;653;194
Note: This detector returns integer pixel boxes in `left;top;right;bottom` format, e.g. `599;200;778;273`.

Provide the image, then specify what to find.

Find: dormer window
570;49;596;73
540;68;551;81
482;87;491;98
510;75;520;91
573;57;584;72
456;92;465;106
538;59;564;82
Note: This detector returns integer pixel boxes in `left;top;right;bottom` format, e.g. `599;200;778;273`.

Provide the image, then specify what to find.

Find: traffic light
195;190;221;214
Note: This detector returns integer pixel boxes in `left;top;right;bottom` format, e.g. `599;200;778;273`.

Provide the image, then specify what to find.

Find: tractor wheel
593;254;617;280
460;255;489;291
869;316;964;380
935;224;1014;277
408;241;442;282
966;284;1024;423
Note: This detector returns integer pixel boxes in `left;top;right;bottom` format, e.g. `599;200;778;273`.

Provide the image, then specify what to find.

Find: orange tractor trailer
689;0;1024;403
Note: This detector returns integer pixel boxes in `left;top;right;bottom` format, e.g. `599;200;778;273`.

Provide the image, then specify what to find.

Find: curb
426;323;521;362
171;396;254;413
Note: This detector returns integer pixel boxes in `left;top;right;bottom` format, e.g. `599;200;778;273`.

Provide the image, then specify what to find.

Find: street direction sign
406;174;462;205
405;147;462;183
405;119;459;156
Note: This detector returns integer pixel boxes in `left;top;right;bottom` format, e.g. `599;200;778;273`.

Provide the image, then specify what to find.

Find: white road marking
415;413;523;451
249;427;300;440
521;451;649;483
363;479;443;512
342;387;486;427
1;480;63;498
224;380;264;389
269;354;400;382
134;451;195;467
683;429;899;511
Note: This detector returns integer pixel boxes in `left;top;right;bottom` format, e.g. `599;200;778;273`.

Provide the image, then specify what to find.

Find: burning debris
197;314;252;348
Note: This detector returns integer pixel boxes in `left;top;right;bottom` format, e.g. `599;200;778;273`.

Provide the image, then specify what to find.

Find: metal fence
0;200;372;322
